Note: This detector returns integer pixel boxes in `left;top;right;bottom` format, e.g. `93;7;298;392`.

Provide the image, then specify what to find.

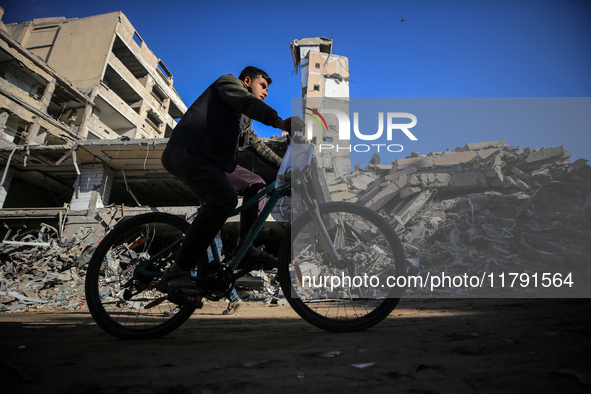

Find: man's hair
239;66;272;85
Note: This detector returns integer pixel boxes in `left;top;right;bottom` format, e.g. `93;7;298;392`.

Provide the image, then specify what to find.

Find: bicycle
84;140;406;339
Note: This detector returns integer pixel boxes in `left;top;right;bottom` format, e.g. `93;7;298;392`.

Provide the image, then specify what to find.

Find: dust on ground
1;298;590;393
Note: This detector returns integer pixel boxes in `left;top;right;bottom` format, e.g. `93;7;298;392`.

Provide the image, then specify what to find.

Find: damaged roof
0;137;288;208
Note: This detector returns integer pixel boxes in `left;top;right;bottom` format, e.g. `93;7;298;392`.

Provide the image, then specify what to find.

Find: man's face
244;75;269;101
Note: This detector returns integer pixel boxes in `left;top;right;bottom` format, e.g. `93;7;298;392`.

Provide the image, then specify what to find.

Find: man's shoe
155;268;203;308
222;298;243;315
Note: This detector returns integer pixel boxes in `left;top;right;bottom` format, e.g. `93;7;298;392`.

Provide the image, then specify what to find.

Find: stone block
329;183;349;193
432;151;478;167
434;173;452;187
509;167;535;184
464;140;509;151
357;184;383;205
518;146;571;171
485;168;504;186
385;166;418;181
419;173;437;185
399;187;422;199
392;157;433;171
393;173;410;188
331;191;358;202
367;183;401;211
476;148;499;160
348;171;379;190
451;172;486;187
408;174;422;186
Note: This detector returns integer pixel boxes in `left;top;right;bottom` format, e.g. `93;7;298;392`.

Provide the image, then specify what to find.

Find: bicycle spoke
86;213;196;339
279;202;405;332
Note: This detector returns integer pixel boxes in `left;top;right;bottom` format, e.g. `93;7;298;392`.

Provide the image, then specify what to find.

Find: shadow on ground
1;298;590;393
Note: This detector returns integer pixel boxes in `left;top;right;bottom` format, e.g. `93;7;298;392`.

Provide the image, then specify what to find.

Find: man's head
239;66;272;101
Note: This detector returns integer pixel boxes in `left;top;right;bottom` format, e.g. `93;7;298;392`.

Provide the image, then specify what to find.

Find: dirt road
1;298;590;393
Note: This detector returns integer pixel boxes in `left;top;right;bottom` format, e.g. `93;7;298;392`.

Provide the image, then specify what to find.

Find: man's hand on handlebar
275;116;305;134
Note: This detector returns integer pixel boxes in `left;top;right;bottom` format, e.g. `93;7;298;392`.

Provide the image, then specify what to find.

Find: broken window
92;96;136;137
102;64;143;112
27;125;47;145
132;31;143;48
46;81;87;125
164;123;174;138
151;84;168;105
156;60;173;85
167;100;184;120
110;36;149;80
1;173;70;208
0;48;48;100
146;109;163;132
0;113;29;144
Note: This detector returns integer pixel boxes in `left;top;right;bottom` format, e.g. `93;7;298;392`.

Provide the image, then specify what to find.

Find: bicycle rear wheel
85;213;196;339
278;202;405;332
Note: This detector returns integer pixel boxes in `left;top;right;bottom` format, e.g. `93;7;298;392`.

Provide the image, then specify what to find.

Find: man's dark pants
162;146;265;270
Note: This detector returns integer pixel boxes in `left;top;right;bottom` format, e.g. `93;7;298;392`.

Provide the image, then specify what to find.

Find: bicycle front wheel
278;202;405;332
85;213;196;339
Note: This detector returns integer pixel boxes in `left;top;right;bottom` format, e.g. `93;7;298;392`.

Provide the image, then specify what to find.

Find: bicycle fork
299;193;343;266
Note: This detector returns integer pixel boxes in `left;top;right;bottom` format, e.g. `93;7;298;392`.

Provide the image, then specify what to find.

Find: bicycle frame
224;181;290;271
135;174;342;282
133;181;289;278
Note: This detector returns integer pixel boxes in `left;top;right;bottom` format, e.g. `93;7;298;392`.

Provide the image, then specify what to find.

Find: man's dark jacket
167;74;282;173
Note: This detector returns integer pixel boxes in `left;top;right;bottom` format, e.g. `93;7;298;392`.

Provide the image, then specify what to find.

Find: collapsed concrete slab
327;140;590;295
339;140;575;212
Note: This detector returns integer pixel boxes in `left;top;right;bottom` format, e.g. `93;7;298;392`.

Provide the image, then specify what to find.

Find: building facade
290;37;351;186
0;9;191;243
5;11;186;140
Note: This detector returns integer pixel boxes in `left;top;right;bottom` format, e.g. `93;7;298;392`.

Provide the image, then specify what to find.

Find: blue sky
2;0;590;164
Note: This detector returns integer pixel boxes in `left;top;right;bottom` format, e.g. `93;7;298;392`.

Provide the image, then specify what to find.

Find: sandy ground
1;298;590;394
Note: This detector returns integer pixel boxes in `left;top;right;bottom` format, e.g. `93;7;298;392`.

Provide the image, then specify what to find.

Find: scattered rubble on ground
1;140;590;311
0;226;283;312
0;224;89;312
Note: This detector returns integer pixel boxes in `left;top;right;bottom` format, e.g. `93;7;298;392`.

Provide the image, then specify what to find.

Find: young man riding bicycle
159;66;300;314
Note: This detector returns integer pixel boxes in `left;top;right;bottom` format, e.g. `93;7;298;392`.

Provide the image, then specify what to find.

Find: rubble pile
336;140;591;291
0;227;282;312
0;224;89;312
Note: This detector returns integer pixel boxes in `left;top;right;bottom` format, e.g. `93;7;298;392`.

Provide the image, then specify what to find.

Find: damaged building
0;10;199;237
290;37;351;187
0;9;190;217
5;10;186;140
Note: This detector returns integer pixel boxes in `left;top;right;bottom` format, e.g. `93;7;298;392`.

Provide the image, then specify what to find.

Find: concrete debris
0;224;282;311
0;227;89;312
331;140;591;294
235;269;285;305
